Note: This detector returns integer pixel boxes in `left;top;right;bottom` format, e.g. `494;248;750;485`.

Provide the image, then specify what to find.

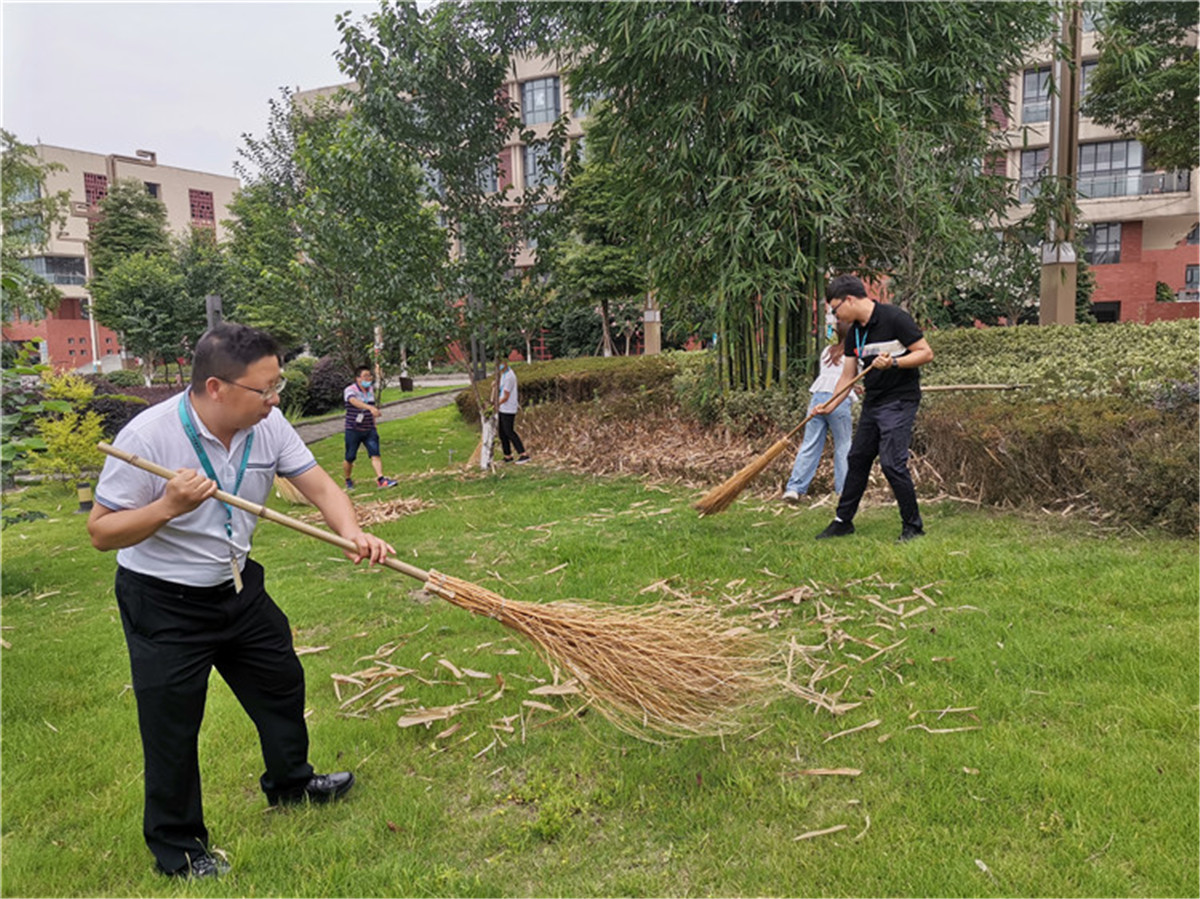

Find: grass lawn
1;405;1196;898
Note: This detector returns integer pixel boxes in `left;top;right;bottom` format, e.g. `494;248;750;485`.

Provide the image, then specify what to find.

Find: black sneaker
268;771;355;807
158;854;230;879
898;525;925;542
815;519;855;540
344;479;355;490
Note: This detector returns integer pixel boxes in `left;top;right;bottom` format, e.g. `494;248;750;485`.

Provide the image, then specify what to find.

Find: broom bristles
693;435;794;517
424;570;776;739
466;440;482;468
274;475;313;506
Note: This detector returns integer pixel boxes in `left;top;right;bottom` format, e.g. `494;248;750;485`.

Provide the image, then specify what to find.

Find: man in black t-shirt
813;274;934;542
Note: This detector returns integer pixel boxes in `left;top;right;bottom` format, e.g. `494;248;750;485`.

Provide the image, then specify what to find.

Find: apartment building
997;17;1199;323
3;145;240;372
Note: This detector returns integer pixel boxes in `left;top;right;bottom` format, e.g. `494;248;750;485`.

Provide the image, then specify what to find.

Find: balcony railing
1177;289;1199;303
1078;170;1192;200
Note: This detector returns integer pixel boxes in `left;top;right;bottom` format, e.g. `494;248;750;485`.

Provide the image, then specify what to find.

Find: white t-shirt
810;346;857;400
94;391;317;586
498;368;519;414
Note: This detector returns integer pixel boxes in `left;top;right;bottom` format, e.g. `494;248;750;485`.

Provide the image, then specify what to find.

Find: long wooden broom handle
782;364;873;442
97;442;432;583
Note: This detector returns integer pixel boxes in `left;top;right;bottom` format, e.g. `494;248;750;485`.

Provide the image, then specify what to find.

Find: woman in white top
783;324;854;501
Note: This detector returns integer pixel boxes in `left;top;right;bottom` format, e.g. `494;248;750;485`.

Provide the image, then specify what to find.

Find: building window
1078;140;1143;199
145;182;160;198
477;160;499;194
1022;67;1051;123
1080;60;1099;102
18;256;87;286
523;143;560;191
84;172;108;207
1019;148;1049;203
1082;222;1121;265
521;77;561;125
105;337;113;344
1082;2;1101;33
67;337;75;345
1186;265;1199;290
1186;224;1198;245
188;189;215;226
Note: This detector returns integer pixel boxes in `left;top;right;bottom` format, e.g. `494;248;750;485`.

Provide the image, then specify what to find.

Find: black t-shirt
843;301;924;405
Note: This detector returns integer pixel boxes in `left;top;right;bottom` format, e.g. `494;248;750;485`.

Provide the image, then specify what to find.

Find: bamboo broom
98;442;775;739
693;366;872;517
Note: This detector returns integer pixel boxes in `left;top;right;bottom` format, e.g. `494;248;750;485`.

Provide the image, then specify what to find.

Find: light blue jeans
786;391;853;496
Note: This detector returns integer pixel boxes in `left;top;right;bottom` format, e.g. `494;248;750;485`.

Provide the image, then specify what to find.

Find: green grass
2;405;1196;898
284;385;460;426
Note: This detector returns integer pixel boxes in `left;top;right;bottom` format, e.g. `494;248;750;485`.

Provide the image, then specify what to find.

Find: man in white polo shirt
88;323;395;880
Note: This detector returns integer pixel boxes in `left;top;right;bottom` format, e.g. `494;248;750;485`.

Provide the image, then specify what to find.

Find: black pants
499;412;525;457
835;397;923;530
115;560;313;872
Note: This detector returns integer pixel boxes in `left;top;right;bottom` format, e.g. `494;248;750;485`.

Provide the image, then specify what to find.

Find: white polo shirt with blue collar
94;391;318;586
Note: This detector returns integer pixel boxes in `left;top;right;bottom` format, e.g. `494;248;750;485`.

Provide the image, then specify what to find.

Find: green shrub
281;362;312;419
305;356;356;416
455;355;677;421
102;369;145;388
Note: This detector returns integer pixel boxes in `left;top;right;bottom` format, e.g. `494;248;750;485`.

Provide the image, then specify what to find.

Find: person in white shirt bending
783;323;854;503
496;359;530;464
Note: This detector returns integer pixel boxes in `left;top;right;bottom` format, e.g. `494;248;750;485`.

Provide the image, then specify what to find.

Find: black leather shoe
898;525;925;542
815;519;855;539
157;854;230;879
268;771;355;806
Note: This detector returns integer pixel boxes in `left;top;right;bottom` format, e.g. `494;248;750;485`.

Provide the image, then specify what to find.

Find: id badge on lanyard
178;397;254;592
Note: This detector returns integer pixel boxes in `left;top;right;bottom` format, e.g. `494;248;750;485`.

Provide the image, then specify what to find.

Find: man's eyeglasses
827;297;847;314
217;376;287;401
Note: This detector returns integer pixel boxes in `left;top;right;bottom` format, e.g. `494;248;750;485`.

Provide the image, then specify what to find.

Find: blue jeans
786;391;852;496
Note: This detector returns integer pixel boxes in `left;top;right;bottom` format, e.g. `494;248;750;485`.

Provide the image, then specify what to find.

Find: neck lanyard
178;396;254;540
854;325;868;360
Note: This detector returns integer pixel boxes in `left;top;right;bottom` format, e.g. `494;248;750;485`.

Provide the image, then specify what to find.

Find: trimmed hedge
923;320;1198;401
455;355;678;421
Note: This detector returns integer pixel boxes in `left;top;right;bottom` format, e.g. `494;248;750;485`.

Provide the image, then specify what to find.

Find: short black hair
191;323;281;391
826;274;868;302
357;366;372;377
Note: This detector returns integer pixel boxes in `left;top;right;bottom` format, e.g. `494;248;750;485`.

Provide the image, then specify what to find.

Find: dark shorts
345;429;381;462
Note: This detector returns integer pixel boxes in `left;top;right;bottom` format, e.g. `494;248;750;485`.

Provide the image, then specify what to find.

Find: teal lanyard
178;396;254;540
854;326;868;360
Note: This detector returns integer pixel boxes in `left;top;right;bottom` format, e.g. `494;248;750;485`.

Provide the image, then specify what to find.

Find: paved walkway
292;382;467;445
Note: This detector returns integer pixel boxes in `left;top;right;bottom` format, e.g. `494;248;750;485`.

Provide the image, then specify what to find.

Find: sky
2;0;383;181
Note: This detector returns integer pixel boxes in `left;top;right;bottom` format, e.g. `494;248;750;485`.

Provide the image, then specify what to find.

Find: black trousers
115;560;313;872
835;397;923;530
498;412;525;457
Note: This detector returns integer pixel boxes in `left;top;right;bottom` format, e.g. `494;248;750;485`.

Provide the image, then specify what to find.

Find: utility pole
643;288;661;355
1039;0;1083;325
205;294;223;331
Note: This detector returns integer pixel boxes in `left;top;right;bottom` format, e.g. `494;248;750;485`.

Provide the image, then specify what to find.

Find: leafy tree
87;178;171;286
1082;1;1199;171
1;346;71;485
89;254;187;385
173;226;225;369
554;109;648;357
226;89;312;348
291;99;446;370
521;1;1054;389
338;0;564;377
1;130;71;322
